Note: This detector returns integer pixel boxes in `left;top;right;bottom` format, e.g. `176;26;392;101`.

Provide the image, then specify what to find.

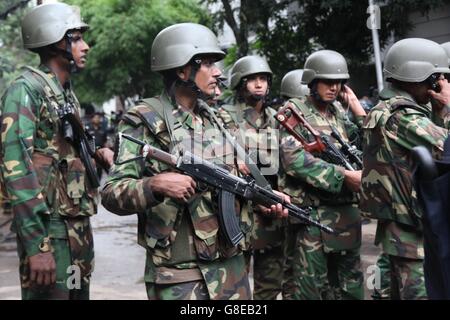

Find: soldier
279;50;366;300
0;171;14;250
280;69;310;101
432;42;450;129
0;3;113;300
278;69;309;300
360;38;450;300
101;23;289;300
216;55;285;300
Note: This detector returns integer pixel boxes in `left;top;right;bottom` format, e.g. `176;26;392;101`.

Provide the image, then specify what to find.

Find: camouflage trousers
388;255;427;300
282;223;304;300
17;215;93;300
371;252;391;299
145;253;251;300
0;198;13;244
146;280;210;300
297;226;364;300
253;245;285;300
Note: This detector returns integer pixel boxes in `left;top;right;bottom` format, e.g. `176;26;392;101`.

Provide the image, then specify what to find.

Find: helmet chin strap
55;31;79;74
241;76;271;105
310;81;336;105
176;59;215;102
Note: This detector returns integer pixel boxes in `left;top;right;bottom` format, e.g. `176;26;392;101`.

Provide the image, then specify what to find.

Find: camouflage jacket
279;97;362;251
217;102;284;250
361;86;448;259
102;92;252;287
279;97;361;207
0;65;97;259
432;104;450;130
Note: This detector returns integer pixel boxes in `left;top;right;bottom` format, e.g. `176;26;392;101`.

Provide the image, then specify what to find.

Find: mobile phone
428;74;441;93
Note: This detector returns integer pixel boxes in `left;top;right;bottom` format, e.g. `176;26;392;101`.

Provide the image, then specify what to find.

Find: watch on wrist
39;237;52;253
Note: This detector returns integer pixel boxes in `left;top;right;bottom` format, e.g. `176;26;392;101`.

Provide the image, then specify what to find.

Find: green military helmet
384;38;450;82
280;69;310;98
302;50;350;85
229;55;272;90
151;23;225;72
441;42;450;66
21;3;89;50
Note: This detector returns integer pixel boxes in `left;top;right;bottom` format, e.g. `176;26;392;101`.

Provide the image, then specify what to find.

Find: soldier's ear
176;65;191;81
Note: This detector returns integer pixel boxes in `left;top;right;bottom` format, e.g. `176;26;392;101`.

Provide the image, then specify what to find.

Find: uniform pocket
191;215;220;262
32;152;57;209
58;158;96;217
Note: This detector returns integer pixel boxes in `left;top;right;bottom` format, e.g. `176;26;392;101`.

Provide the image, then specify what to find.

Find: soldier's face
316;80;342;102
70;31;90;70
180;55;221;96
246;74;269;97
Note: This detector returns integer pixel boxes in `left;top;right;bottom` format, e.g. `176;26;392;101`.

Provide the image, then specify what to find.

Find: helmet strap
176;59;215;102
239;77;271;105
310;80;337;105
63;31;79;74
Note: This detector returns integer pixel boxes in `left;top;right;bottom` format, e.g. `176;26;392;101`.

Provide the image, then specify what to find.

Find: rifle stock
275;103;359;171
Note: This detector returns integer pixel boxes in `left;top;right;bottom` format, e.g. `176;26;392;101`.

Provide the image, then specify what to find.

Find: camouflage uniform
0;145;14;248
361;85;449;299
279;97;364;300
218;102;285;300
371;252;391;299
0;65;96;299
102;92;252;300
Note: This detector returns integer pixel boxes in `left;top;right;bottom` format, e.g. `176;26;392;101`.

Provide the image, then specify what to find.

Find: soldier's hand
95;147;115;170
256;190;290;219
29;252;56;287
238;163;251;176
149;172;197;203
344;170;362;192
340;85;367;117
429;77;450;110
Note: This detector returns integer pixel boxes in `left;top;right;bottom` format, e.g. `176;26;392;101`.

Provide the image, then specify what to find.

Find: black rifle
57;102;101;188
330;127;363;170
115;133;336;247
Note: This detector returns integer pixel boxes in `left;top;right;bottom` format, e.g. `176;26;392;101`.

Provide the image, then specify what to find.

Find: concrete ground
0;205;380;300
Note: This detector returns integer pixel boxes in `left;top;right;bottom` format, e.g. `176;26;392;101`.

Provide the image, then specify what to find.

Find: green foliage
66;0;211;105
0;3;37;96
205;0;450;96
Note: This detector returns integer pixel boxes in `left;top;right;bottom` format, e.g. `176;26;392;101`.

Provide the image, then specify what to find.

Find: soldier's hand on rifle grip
429;76;450;111
256;191;290;219
95;147;115;170
238;163;251;176
344;170;362;193
29;252;56;288
148;172;197;203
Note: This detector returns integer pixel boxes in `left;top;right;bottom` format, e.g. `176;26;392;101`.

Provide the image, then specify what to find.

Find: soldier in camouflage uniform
432;42;450;130
278;69;310;299
0;3;113;300
279;50;366;300
360;38;450;300
0;170;14;249
216;56;285;300
101;23;288;300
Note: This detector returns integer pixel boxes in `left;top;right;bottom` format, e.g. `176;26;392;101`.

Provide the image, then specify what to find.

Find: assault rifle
115;133;336;247
275;103;362;171
58;102;101;188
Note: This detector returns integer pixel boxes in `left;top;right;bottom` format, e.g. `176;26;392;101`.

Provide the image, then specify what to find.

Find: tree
66;0;211;107
0;0;30;20
0;1;37;95
204;0;450;95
